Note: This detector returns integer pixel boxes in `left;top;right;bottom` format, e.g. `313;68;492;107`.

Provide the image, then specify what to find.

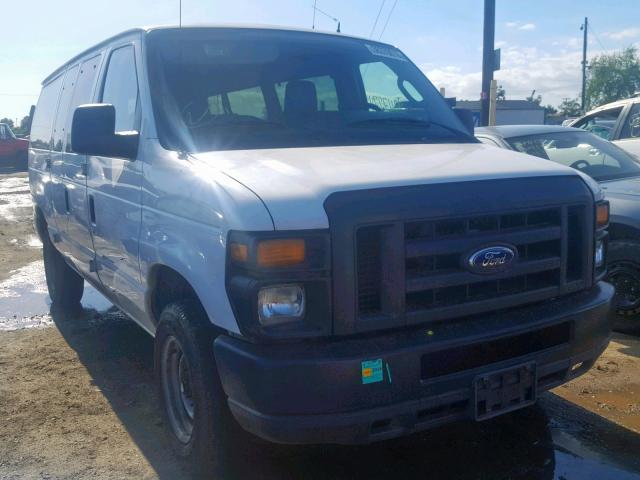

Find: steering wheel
367;103;382;112
570;160;590;170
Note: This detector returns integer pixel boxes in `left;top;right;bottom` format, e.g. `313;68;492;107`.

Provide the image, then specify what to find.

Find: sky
2;0;640;122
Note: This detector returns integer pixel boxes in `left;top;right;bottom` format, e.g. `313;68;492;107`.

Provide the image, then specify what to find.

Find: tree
558;98;582;117
586;46;640;109
544;104;558;115
0;118;14;129
496;85;506;101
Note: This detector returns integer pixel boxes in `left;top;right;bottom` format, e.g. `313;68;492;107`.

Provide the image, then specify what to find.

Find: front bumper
214;282;613;445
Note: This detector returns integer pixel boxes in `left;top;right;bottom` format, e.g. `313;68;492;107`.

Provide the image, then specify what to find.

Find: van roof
42;25;390;85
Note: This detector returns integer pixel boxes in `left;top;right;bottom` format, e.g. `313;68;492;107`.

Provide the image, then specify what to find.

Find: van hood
193;143;589;230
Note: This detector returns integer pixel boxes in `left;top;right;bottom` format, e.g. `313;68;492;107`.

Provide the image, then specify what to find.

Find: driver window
0;125;7;140
360;61;423;110
573;107;623;140
102;45;139;132
620;103;640;139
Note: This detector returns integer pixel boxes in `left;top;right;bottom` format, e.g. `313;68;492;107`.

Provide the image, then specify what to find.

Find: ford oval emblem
467;245;517;274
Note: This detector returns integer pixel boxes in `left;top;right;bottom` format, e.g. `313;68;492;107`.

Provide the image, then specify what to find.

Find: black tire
606;240;640;334
42;227;84;311
155;301;238;477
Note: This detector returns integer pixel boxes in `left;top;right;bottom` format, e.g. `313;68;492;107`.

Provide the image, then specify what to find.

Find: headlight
258;285;305;325
226;230;331;339
595;239;605;268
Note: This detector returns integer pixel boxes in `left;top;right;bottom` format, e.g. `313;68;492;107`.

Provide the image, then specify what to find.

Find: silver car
477;125;640;333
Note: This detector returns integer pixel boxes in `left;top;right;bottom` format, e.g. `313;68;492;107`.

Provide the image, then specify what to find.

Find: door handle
89;195;96;226
64;187;70;214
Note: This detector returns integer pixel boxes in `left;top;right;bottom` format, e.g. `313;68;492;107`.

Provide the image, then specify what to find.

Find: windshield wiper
348;117;473;140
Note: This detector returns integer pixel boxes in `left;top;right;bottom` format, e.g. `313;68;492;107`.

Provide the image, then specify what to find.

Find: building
456;100;546;126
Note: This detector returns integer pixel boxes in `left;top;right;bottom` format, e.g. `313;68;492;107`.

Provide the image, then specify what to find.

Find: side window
360;61;423;110
101;45;139;132
0;125;7;140
620;104;640;140
227;86;267;119
66;55;102;152
275;75;339;112
52;66;79;152
30;74;64;150
573;107;623;140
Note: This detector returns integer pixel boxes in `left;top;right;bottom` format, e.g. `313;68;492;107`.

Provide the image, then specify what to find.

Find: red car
0;123;29;170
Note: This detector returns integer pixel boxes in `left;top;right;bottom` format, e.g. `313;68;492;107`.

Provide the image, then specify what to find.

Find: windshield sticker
365;44;408;62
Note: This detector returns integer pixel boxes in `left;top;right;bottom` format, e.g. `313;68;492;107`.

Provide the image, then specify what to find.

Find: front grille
355;205;590;325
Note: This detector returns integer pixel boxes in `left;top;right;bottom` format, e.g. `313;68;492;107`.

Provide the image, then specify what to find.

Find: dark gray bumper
214;282;614;445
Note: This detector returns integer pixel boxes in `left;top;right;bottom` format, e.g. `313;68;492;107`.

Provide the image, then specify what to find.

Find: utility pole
581;17;588;112
480;0;496;127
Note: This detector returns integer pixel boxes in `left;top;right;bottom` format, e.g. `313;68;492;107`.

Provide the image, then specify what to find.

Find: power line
378;0;398;40
588;21;609;53
369;0;386;38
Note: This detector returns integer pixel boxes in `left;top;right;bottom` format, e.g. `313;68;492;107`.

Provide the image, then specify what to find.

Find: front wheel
606;240;640;334
155;301;238;476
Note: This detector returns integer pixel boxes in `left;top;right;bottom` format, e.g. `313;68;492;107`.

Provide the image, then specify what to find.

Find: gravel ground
1;171;640;480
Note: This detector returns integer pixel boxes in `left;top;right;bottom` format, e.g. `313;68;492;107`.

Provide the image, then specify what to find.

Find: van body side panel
138;142;274;334
86;34;148;328
61;53;105;278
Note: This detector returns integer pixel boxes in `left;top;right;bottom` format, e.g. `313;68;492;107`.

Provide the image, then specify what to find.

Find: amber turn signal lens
596;202;609;229
257;239;305;267
229;242;248;262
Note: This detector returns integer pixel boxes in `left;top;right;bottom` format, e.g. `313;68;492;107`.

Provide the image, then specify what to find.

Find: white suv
29;26;613;474
570;96;640;157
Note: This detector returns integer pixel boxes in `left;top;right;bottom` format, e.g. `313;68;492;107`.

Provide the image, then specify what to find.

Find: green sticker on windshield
362;359;384;384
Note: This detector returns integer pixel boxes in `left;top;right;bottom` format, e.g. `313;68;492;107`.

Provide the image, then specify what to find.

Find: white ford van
29;26;613;472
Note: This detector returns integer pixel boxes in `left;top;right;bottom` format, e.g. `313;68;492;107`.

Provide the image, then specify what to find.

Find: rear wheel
606;240;640;334
155;301;238;476
42;226;84;311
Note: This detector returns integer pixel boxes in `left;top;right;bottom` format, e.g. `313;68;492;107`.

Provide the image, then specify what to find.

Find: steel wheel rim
161;335;195;444
608;261;640;311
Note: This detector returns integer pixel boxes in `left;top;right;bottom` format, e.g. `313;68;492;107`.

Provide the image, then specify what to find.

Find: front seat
284;80;318;123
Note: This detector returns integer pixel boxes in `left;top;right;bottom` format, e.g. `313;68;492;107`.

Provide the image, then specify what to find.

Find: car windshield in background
145;28;473;152
507;130;640;182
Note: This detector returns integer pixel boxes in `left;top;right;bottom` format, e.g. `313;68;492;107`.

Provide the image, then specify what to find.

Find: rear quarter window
30;75;64;150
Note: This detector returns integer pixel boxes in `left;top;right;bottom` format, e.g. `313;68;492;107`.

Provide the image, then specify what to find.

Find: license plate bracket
474;362;537;421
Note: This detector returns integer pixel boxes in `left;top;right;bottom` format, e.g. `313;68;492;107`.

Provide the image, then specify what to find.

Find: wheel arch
146;264;204;327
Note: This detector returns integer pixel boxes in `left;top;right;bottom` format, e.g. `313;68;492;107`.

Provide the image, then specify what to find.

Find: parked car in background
30;26;612;474
477;125;640;333
0;123;29;170
569;96;640;158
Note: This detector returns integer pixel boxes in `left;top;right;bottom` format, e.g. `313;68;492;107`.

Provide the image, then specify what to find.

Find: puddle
0;260;112;331
553;449;640;479
0;188;33;222
0;175;29;194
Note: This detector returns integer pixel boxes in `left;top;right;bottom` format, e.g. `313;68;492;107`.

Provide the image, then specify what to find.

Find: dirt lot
1;170;640;479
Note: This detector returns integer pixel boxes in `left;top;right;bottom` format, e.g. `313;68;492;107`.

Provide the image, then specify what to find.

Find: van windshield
145;28;474;153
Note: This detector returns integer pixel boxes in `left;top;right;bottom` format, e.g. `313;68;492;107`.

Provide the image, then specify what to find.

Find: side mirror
453;107;475;135
71;104;139;159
